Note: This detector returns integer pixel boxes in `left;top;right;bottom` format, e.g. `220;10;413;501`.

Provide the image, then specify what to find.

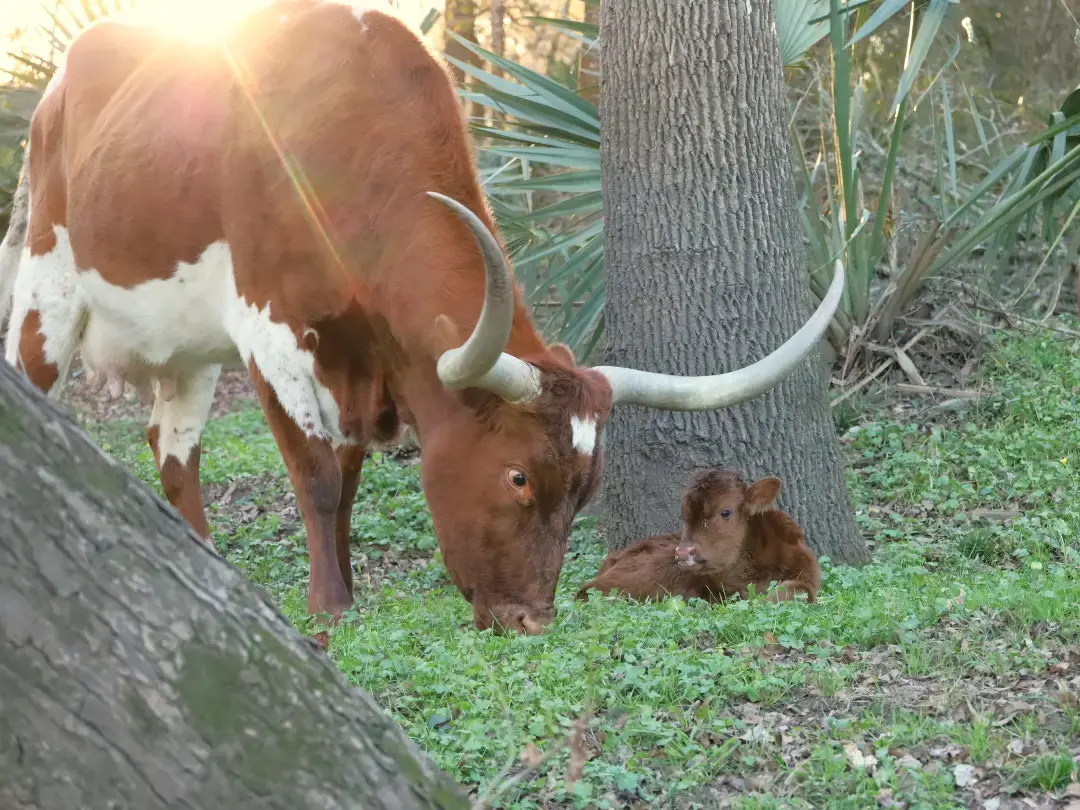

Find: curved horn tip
425;190;471;216
595;259;846;411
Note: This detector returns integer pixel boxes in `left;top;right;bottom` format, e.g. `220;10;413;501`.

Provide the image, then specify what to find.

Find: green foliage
926;84;1080;301
85;325;1080;807
792;0;963;350
454;1;970;360
446;26;605;360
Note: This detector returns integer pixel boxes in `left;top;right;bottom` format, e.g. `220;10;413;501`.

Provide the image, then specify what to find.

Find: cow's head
419;193;844;635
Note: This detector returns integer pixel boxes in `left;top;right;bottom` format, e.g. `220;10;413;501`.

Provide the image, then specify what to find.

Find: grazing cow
576;469;820;604
0;0;842;641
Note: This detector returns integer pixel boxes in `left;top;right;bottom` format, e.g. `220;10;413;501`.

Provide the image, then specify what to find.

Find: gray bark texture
0;361;469;810
597;1;866;564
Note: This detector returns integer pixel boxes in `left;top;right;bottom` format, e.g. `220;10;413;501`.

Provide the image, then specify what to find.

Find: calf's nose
674;544;698;560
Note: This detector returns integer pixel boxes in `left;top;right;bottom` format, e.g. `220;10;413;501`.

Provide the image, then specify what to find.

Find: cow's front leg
146;364;220;544
247;363;352;643
335;443;366;598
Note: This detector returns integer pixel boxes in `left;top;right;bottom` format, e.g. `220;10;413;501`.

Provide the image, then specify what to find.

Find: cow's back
25;21;160;256
53;23;231;283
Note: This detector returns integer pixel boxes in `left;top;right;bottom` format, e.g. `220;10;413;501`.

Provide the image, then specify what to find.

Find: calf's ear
745;476;783;514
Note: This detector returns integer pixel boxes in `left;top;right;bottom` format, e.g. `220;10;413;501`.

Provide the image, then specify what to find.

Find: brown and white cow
0;0;843;641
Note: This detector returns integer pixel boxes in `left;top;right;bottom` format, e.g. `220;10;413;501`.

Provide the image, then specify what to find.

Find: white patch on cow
7;230;350;445
150;365;222;464
228;294;335;441
4;227;85;394
570;414;598;456
78;240;239;372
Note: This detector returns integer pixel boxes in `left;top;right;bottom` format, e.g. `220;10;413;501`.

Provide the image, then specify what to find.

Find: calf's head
420;193;845;635
676;469;783;572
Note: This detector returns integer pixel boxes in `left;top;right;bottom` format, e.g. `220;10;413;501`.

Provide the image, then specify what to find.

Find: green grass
85;327;1080;808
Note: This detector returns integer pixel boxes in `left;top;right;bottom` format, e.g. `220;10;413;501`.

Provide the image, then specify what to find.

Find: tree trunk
0;362;469;809
490;0;504;73
598;1;866;564
444;0;482;119
578;0;600;105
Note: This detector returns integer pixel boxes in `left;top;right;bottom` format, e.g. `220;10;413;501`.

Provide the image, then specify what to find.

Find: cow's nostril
520;614;552;636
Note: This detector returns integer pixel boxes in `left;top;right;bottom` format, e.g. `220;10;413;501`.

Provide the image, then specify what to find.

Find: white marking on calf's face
570;414;597;456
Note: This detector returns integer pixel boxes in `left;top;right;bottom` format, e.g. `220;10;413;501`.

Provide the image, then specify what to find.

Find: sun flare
119;0;268;44
109;0;432;45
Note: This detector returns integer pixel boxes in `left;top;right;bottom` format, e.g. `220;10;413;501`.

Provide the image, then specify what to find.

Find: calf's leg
146;364;221;544
757;579;817;603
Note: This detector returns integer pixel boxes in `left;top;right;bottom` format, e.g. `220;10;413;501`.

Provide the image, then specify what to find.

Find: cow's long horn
427;191;542;404
593;260;845;410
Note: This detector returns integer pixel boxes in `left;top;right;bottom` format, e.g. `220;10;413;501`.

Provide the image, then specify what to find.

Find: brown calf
577;469;820;604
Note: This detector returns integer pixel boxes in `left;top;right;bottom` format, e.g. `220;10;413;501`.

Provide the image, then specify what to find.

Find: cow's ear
432;314;463;355
745;476;782;514
546;342;575;367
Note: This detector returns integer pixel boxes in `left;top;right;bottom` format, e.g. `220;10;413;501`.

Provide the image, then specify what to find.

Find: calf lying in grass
576;469;820;604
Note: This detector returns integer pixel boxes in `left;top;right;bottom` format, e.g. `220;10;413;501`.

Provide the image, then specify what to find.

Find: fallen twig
892;347;926;386
831;325;936;408
970;507;1022;522
893;384;988;399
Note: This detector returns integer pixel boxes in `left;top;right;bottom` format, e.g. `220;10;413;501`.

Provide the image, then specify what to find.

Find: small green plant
792;0;963;351
1018;754;1077;791
956;525;1015;563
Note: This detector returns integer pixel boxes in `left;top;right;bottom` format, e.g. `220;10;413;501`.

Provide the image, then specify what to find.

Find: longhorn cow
0;0;843;640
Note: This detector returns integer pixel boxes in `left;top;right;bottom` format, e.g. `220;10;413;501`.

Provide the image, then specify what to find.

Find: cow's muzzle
478;602;556;636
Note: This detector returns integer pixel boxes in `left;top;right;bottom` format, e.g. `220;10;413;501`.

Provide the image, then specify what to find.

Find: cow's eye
720;508;732;519
508;469;529;488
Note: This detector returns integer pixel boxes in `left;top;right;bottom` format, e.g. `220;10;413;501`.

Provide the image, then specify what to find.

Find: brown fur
12;2;614;640
577;469;820;604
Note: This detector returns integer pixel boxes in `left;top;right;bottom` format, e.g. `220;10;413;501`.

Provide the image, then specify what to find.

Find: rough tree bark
598;1;866;563
0;361;469;809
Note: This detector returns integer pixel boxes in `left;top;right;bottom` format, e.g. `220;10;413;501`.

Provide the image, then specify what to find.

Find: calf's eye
720;508;732;519
508;469;529;488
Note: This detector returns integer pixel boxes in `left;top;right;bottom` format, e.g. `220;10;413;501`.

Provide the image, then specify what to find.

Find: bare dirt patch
690;641;1080;810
